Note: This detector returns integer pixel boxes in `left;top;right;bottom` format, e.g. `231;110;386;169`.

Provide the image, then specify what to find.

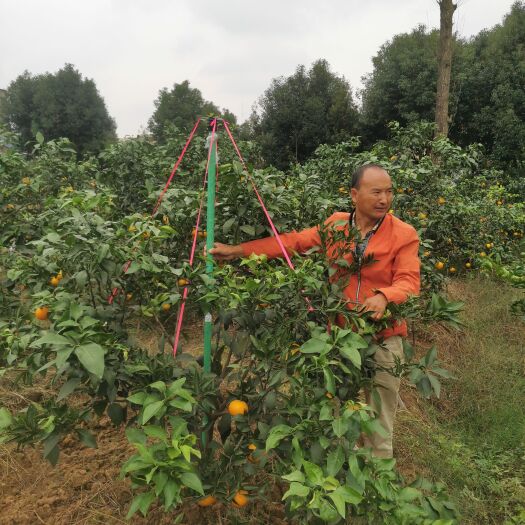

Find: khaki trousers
363;335;404;458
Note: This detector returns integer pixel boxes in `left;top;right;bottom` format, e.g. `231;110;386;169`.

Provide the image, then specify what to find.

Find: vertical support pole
202;124;217;447
203;129;217;375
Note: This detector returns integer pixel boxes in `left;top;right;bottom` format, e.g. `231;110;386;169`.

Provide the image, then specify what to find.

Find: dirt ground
0;309;456;525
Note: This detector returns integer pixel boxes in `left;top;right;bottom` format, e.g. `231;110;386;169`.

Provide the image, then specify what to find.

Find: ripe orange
22;177;31;185
142;231;150;239
232;490;249;508
435;261;445;270
161;303;171;312
325;392;334;399
496;200;503;205
418;212;427;220
126;293;133;301
35;306;49;321
479;252;487;257
437;197;446;205
50;276;60;287
228;400;248;416
423;250;431;257
198;495;217;507
198;230;207;239
449;267;457;273
248;443;257;451
465;262;472;269
396;188;404;194
388;209;394;214
485;242;493;249
162;215;170;225
177;278;189;287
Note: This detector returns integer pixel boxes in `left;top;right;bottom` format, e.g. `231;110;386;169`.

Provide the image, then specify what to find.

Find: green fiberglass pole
203;131;217;375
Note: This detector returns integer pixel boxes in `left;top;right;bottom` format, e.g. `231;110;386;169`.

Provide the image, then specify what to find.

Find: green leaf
33;333;71;347
328;492;346;519
163;479;179;509
125;427;147;444
180;472;204;495
143;425;168;441
107;403;125;425
266;424;292;451
282;482;310;500
142;400;165;424
339;345;362;367
332;417;349;438
282;470;305;483
36;131;44;144
332;485;363;505
240;224;256;235
323;367;336;395
77;429;97;448
57;378;81;401
43;434;60;465
74;343;105;379
0;408;13;429
427;373;441;398
326;445;345;477
300;337;330;354
149;380;167;393
127;391;148;405
303;460;324;486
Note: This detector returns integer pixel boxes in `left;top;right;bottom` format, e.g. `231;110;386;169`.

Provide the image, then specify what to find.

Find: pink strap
172;119;218;355
223;122;314;313
108;118;202;304
151;118;202;217
223;122;295;270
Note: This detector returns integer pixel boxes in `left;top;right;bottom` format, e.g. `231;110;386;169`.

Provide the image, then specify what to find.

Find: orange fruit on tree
161;303;171;312
50;276;60;287
162;215;170;225
435;261;445;270
198;495;217;507
423;250;431;257
177;278;189;287
449;267;456;273
232;490;249;508
437;197;446;205
465;262;472;269
228;400;248;416
248;443;257;451
479;252;487;257
34;306;49;321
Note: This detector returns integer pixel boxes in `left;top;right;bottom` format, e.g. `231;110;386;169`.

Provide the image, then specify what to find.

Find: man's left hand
361;293;388;321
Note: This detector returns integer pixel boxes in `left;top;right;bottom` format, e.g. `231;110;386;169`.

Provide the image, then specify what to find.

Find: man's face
350;167;393;222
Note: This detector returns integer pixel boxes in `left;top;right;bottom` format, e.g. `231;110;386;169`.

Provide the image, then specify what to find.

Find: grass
396;276;525;524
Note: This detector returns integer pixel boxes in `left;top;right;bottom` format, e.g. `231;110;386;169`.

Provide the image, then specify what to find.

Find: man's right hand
208;242;244;261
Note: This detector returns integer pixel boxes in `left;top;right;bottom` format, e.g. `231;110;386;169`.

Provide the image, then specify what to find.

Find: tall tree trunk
435;0;457;138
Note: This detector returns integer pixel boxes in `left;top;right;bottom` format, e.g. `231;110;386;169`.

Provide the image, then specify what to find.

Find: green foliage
1;64;116;155
252;59;359;168
148;80;237;143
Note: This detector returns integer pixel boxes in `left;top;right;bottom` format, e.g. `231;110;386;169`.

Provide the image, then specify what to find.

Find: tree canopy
1;64;117;155
251;59;359;168
148;80;237;142
360;2;525;164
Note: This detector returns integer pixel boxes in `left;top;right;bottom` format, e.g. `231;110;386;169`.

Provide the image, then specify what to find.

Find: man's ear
350;187;358;205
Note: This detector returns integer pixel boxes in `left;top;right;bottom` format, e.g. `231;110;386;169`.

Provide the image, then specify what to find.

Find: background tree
453;1;525;165
435;0;457;138
360;26;467;145
1;64;117;155
253;59;359;168
148;80;237;142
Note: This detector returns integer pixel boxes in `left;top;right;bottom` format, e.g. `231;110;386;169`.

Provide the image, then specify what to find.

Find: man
209;164;420;458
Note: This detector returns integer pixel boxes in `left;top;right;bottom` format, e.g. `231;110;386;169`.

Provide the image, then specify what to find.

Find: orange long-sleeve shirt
240;212;420;339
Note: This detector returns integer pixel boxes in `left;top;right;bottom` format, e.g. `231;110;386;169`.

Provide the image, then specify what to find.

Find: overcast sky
0;0;517;137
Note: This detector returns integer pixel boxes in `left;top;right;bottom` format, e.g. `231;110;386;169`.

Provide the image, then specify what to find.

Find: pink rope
223;122;314;313
172;119;218;355
108;118;202;304
223;122;295;269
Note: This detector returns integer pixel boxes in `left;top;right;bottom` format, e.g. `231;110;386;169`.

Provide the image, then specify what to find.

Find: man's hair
351;163;386;189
